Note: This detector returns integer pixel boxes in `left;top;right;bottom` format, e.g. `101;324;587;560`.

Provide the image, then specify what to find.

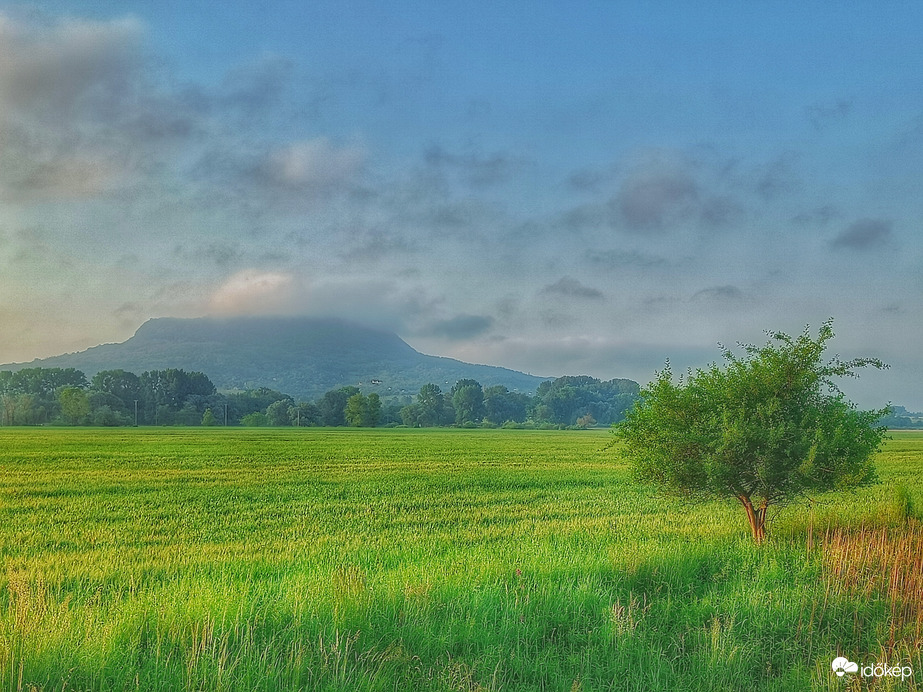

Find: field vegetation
1;428;921;690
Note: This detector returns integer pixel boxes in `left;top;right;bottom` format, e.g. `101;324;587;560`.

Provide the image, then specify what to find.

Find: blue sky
1;2;921;408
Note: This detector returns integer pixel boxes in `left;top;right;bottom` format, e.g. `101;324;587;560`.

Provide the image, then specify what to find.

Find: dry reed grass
819;520;923;650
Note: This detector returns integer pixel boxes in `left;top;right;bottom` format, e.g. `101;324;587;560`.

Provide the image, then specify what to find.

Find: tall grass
0;428;921;690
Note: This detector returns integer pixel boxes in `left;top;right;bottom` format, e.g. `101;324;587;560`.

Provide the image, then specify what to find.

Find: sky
1;2;922;409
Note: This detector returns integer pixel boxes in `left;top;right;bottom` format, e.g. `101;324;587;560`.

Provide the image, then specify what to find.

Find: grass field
0;427;921;691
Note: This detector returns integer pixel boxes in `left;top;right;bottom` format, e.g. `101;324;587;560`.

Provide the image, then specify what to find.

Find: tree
451;379;484;426
266;398;294;426
614;321;889;543
289;402;321;427
366;393;382;427
531;376;639;426
201;408;218;426
483;385;530;425
575;413;596;429
91;370;142;411
318;386;359;426
140;369;216;424
415;384;446;427
59;387;90;425
240;411;270;427
345;393;370;427
226;388;288;425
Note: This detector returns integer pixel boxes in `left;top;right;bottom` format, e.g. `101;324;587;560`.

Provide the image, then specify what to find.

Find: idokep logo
832;657;858;677
832;656;913;682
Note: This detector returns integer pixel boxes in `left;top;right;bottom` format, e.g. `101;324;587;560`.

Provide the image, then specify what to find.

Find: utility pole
134;400;138;427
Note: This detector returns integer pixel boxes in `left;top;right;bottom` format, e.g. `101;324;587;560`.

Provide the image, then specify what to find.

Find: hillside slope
2;316;549;401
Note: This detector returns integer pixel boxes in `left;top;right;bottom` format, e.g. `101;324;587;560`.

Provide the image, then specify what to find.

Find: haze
2;2;921;409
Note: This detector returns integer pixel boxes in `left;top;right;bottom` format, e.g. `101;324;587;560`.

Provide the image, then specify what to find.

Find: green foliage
402;383;450;427
58;386;90;425
483;385;529;424
240;411;270;427
344;393;369;426
450;379;485;425
532;375;639;426
366;392;381;427
226;387;288;425
0;367;88;398
878;405;922;429
265;398;294;426
615;321;889;541
288;401;321;427
318;386;359;426
91;369;142;410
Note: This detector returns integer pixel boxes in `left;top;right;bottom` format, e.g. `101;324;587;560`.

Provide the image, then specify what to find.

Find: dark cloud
0;14;148;200
539;309;578;328
218;56;294;116
552;203;609;233
424;314;494;340
830;218;892;250
791;205;840;227
423;145;526;187
0;13;143;120
616;166;698;232
173;242;241;268
341;230;416;262
541;276;604;300
805;100;852;131
585;249;668;269
567;167;614;193
691;285;745;302
698;195;743;229
753;153;800;200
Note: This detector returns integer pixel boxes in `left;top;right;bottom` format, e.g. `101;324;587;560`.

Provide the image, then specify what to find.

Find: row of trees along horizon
0;367;644;429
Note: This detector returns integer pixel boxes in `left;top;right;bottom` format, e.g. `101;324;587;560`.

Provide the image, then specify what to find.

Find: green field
1;428;920;691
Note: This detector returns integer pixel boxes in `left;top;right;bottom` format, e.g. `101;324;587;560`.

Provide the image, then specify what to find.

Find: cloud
585;249;668;269
423;314;495;340
423;145;526;187
567;166;616;193
174;242;242;268
831;218;892;250
552;203;610;233
752;152;800;200
0;12;143;119
614;152;699;232
4;156;118;200
541;276;605;300
210;270;295;314
340;230;416;263
218;55;294;116
691;285;746;302
262;138;366;190
0;12;148;200
698;195;743;229
805;99;851;131
791;204;840;227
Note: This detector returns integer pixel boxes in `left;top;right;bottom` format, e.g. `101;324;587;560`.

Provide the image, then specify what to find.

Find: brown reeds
819;521;923;649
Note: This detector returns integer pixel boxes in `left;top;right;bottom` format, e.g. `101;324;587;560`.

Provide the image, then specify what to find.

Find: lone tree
614;321;889;543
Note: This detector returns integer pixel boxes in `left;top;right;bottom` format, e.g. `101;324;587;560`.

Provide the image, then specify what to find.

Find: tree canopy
614;321;889;543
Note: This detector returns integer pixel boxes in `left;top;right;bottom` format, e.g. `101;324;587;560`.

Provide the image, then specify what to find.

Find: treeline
0;367;640;428
879;406;923;429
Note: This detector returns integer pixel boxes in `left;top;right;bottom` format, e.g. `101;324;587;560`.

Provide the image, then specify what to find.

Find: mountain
1;316;550;401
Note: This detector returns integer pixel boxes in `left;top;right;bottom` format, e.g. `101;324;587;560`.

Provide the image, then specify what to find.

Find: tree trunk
738;494;768;544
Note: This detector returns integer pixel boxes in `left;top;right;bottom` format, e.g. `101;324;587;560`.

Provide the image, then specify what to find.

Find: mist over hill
1;316;550;401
